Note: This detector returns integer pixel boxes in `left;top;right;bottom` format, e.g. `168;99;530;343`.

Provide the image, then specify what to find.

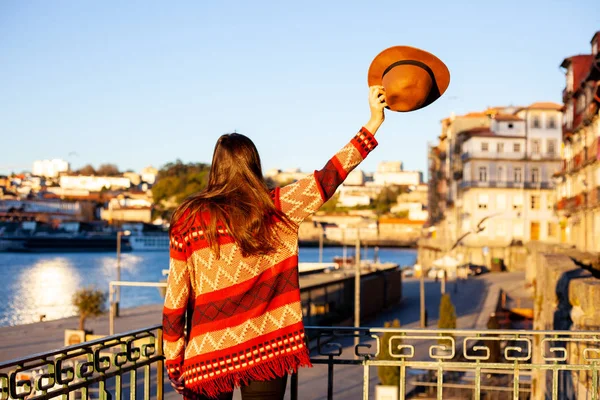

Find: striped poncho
162;127;378;398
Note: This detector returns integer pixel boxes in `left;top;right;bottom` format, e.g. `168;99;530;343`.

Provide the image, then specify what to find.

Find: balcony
460;181;554;190
461;152;526;162
556;193;585;212
2;325;599;400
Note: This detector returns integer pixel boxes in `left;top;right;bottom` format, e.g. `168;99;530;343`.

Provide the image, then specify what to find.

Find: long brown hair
170;133;294;257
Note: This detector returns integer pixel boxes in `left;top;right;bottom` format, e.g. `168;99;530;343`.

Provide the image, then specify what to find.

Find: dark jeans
184;375;288;400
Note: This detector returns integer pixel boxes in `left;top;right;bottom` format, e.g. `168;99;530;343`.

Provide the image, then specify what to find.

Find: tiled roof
527;102;563;110
493;114;523;121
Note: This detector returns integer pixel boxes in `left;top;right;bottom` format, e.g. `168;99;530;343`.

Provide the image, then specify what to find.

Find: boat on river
0;221;131;252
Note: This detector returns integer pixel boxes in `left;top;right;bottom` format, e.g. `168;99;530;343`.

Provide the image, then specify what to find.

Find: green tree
96;163;121;176
72;286;107;331
151;160;211;218
438;294;457;348
378;319;402;387
76;164;96;176
319;193;339;213
374;185;408;216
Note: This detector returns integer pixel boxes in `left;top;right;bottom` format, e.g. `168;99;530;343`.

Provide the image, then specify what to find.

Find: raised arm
275;86;387;224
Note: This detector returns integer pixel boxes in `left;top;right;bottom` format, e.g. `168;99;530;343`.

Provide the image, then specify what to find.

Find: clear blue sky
1;1;598;177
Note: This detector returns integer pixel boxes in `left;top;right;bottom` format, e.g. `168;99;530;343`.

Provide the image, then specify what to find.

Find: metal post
109;283;115;335
342;229;346;264
420;269;426;327
319;224;324;263
115;231;122;317
441;270;446;294
354;227;361;349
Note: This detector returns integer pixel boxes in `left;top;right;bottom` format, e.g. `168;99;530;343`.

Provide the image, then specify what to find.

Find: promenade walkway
0;272;528;399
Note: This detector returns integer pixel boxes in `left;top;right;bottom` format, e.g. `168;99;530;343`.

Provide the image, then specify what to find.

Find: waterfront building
429;103;563;247
373;161;422;187
140;166;158;185
100;192;153;223
390;183;428;220
554;31;600;252
59;175;131;191
32;159;70;178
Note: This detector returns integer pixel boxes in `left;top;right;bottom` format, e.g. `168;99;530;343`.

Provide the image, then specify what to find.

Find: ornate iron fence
294;326;600;400
2;325;599;399
0;325;163;400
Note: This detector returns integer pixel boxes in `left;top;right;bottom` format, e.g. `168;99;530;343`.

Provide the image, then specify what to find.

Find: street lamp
114;229;131;317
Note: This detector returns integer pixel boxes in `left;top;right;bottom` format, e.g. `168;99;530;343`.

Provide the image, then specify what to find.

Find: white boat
129;233;169;251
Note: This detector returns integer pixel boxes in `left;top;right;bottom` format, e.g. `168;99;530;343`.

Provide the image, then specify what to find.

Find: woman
163;86;387;399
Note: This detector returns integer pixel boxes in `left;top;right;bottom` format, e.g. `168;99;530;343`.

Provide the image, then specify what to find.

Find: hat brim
368;46;450;111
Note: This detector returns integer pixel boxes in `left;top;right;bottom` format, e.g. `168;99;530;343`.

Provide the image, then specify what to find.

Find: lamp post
354;226;361;349
114;231;122;317
114;230;130;317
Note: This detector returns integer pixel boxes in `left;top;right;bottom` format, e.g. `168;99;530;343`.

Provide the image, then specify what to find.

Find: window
514;143;521;152
508;123;514;129
481;142;489;152
532;139;541;154
513;195;523;210
532;116;541;129
479;166;488;182
531;168;540;183
478;194;488;209
498;166;504;181
531;195;540;210
547;116;557;129
547;139;556;155
514;167;522;183
497;143;504;153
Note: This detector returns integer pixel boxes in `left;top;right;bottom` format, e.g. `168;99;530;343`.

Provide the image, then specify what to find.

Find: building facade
429;104;563;247
32;159;70;178
373;161;422;187
555;31;600;252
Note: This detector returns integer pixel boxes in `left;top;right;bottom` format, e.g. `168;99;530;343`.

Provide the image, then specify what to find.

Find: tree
438;294;457;348
319;193;339;213
96;163;121;176
151;160;211;218
72;287;107;331
76;164;96;176
374;186;407;216
378;319;402;387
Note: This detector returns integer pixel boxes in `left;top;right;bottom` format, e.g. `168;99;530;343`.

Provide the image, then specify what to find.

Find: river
0;246;416;327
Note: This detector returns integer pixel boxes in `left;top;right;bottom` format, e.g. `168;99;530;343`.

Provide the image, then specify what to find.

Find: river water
0;247;416;327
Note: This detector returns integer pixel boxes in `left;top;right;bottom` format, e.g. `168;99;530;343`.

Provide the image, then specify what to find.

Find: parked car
459;263;489;276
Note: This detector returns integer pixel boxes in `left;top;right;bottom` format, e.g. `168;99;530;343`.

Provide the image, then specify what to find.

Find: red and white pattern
163;127;377;398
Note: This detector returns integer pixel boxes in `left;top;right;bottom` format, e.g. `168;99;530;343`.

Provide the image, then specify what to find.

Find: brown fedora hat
368;46;450;112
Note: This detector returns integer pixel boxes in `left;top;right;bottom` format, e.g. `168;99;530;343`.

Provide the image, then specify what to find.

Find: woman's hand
170;375;185;394
364;85;387;135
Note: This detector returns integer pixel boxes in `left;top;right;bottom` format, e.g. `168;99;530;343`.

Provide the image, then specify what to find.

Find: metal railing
295;326;600;400
460;180;554;190
108;281;167;335
0;325;163;400
3;324;599;399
